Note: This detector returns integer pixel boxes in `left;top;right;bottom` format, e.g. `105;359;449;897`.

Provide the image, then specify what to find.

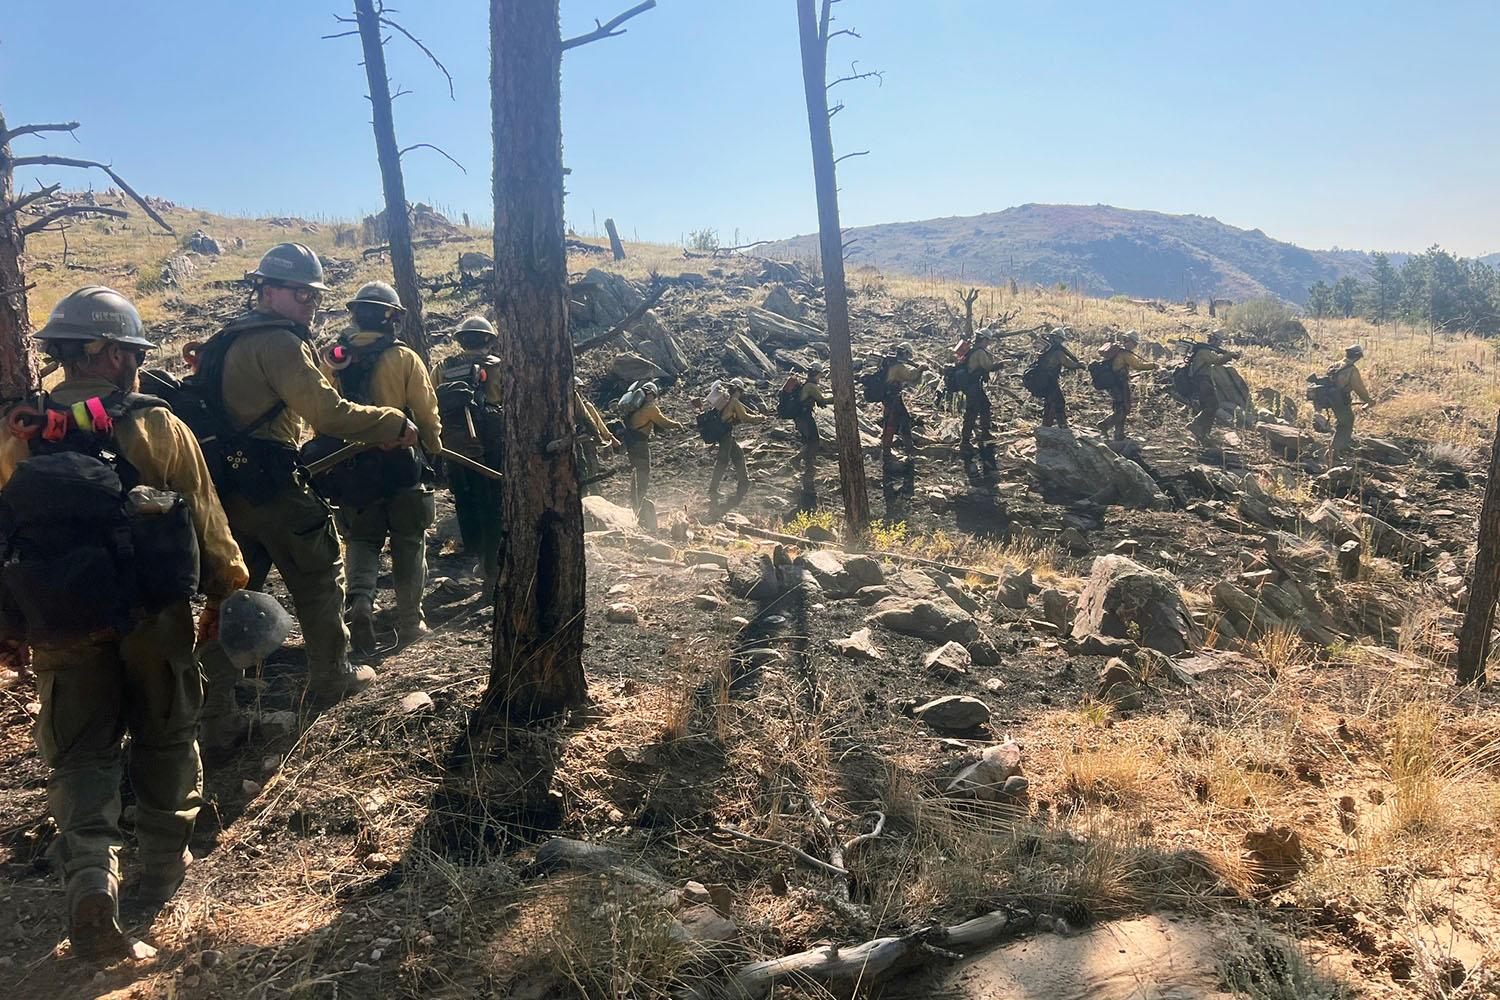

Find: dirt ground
2;207;1499;999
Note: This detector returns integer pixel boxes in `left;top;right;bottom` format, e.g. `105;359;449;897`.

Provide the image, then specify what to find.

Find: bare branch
0;282;37;298
2;121;81;145
378;15;454;99
21;204;128;236
398;142;466;173
843;811;887;854
714;825;850;878
561;0;657;50
8;155;175;235
390;87;413;100
827;61;883;90
827;27;860;41
0;182;63;216
832;150;868;165
827;102;845;119
321;29;360;39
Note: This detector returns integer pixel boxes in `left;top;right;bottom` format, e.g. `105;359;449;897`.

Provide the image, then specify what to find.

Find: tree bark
796;0;870;536
485;0;588;721
0;108;40;401
604;217;625;260
354;0;431;363
1457;410;1500;686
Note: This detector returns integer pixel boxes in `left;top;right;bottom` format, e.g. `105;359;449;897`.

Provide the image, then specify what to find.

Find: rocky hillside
762;203;1387;305
3;207;1500;1000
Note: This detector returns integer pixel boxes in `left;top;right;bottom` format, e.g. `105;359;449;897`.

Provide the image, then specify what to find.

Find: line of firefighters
0;241;1375;958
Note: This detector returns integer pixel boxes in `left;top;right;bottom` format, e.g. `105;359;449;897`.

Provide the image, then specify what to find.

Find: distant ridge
760;203;1426;305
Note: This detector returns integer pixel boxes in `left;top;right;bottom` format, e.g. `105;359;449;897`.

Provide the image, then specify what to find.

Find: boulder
459;251;494;272
797;549;858;594
966;637;1002;666
1256;422;1311;458
923;641;972;678
1071;555;1199;655
574;268;645;327
946;740;1025;801
606;603;639;624
609;352;666;383
868;598;980;645
832;627;883;662
186;230;222;255
160;253;198;287
1097;658;1143;710
723;332;778;380
1039;589;1076;631
912;695;990;732
760;284;805;320
1357;437;1411;465
999;567;1034;610
1034;426;1163;509
842;555;884;588
582;495;639;532
746;306;822;346
855;585;894;605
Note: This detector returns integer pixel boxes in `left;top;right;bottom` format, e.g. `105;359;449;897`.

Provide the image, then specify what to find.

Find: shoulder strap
197;324;287;435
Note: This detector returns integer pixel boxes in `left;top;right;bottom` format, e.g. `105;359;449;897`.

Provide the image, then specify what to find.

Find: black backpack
696;409;731;443
859;361;891;404
1020;357;1051;398
1088;358;1119;391
435;354;504;462
140;316;298;505
776;374;806;419
302;335;424;507
0;393;200;644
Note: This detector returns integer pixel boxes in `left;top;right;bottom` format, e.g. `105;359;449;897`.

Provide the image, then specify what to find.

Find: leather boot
67;868;126;961
348;596;377;657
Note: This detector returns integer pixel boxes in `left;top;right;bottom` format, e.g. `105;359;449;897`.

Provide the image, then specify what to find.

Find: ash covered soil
2;229;1499;1000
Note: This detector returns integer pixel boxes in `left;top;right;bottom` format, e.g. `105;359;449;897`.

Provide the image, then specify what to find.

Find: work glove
197;601;222;645
384;419;419;450
0;637;30;669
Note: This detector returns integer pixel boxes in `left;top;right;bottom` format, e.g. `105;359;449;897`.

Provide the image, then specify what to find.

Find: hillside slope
763;203;1377;304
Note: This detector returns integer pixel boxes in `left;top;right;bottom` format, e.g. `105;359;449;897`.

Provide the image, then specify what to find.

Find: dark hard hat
807;361;826;376
1345;344;1364;359
894;344;913;360
218;589;294;666
456;315;497;338
35;286;154;348
246;242;331;291
346;281;405;312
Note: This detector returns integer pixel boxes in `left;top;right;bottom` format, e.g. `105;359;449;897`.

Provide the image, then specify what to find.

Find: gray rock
868;598;980;645
797;549;857;594
746;306;822;346
693;594;725;611
398;691;434;714
160;253;198;287
1034;426;1163;509
671;904;738;944
855;585;894;605
832;627;883;662
583;495;638;532
1039;589;1076;630
1071;555;1199;655
966;636;1002;666
1357;437;1411;465
609;352;666;383
1097;657;1142;710
459;251;494;272
186;230;222;255
947;740;1026;801
606;603;639;624
999;567;1034;610
923;640;972;678
912;695;991;731
843;555;884;588
760;284;805;320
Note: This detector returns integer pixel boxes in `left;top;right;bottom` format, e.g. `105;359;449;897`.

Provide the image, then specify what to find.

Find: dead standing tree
0;110;173;400
1457;410;1500;686
485;0;654;723
796;0;877;535
327;0;463;364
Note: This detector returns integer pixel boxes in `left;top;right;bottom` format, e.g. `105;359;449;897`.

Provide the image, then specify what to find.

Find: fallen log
726;907;1032;998
524;836;670;891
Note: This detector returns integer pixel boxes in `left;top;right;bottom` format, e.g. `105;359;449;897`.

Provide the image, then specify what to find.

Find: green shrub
1225;297;1295;339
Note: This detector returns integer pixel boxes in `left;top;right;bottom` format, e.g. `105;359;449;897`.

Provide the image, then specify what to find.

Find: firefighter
1096;331;1156;441
321;282;441;652
0;287;247;956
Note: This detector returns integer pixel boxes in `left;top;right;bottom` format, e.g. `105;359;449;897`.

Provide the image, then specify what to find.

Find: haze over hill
761;204;1443;305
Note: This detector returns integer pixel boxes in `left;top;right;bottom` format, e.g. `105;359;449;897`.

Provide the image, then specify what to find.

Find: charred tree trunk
604;218;625;260
796;0;870;536
1457;410;1500;686
0;108;39;400
354;0;431;363
485;0;588;721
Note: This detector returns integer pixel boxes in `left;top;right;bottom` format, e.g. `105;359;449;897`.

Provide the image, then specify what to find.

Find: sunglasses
290;287;323;305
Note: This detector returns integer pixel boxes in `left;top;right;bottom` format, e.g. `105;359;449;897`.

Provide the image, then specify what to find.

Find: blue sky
3;1;1496;255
